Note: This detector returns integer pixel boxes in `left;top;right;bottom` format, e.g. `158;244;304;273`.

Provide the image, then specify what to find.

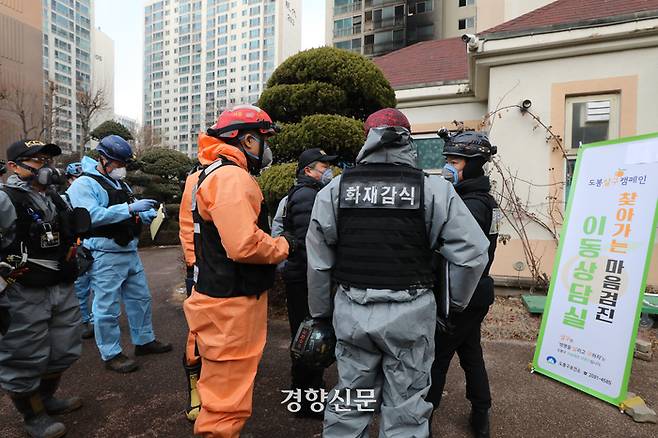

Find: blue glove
140;209;158;224
129;199;158;214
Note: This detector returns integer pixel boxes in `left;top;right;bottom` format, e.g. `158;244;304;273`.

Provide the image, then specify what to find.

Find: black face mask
17;162;65;186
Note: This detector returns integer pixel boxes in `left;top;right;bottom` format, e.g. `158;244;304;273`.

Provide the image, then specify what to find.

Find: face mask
261;145;273;169
17;162;64;186
320;168;334;186
442;164;460;185
242;135;272;175
109;167;127;180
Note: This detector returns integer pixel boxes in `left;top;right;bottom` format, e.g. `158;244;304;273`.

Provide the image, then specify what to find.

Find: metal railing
334;1;362;15
333;25;362;37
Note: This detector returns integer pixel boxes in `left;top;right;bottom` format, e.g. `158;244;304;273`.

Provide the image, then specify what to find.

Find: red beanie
364;108;411;135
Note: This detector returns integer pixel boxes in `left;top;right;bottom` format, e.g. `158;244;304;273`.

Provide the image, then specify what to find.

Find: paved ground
1;246;656;437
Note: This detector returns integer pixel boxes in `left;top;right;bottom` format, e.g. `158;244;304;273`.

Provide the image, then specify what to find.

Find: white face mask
109;167;127;180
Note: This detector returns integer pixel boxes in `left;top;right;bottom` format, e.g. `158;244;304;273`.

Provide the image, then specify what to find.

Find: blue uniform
66;156;158;361
74;271;93;324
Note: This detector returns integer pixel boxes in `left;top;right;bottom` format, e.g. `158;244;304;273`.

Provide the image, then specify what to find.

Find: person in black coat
282;148;337;418
427;130;499;438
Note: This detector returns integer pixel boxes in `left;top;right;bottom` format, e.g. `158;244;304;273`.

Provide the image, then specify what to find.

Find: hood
5;174;31;191
81;155;103;176
197;133;248;170
355;126;417;167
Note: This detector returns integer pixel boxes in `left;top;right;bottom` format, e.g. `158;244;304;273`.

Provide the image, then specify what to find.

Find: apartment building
327;0;555;57
142;0;301;157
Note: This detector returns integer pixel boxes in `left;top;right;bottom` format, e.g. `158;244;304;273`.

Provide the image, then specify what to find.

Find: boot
134;339;173;356
470;408;490;438
39;373;82;415
105;352;139;373
183;356;202;422
9;391;67;438
81;322;94;339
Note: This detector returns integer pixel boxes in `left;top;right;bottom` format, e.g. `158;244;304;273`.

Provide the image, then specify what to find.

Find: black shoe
81;322;94;339
105;353;139;373
9;392;67;438
135;340;173;356
470;408;490;438
39;374;83;415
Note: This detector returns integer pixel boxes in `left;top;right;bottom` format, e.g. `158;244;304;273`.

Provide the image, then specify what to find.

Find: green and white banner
533;132;658;406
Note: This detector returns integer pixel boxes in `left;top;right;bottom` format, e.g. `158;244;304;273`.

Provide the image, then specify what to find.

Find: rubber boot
184;356;202;422
470;408;490;438
39;373;82;415
8;391;67;438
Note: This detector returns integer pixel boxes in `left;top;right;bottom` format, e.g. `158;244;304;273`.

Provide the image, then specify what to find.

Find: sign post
533;132;658;406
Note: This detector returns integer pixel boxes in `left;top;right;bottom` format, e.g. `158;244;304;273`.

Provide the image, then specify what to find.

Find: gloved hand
129;199;158;214
282;232;297;258
139;209;158;225
436;313;456;336
185;265;195;296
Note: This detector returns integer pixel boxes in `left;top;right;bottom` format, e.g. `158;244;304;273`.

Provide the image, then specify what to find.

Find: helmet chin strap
239;134;265;176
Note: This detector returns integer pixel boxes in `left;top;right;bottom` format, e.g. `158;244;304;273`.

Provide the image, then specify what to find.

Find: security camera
520;99;532;112
461;34;480;52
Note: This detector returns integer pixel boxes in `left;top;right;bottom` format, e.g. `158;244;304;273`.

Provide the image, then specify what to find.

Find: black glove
436;313;456;336
282;232;297;258
185;265;195;297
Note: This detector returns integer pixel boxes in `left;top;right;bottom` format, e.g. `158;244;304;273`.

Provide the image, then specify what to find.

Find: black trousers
427;305;491;411
285;280;324;391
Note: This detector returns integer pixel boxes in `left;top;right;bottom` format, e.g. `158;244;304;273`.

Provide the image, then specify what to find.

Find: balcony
365;0;405;8
366;15;404;31
333;25;362;38
363;40;405;56
334;1;362;15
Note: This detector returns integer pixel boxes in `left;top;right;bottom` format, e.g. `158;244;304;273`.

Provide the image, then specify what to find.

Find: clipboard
150;203;167;240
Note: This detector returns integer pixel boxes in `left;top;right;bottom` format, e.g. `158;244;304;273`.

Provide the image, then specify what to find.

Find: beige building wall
442;0;476;38
0;0;44;156
477;0;556;32
486;46;658;284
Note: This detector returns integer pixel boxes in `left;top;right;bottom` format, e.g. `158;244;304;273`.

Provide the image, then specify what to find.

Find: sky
95;0;326;123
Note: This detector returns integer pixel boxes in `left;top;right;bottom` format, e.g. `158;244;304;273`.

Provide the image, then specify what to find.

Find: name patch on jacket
339;180;420;209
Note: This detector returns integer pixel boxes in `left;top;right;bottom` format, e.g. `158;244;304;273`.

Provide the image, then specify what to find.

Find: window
414;135;445;170
459;0;475;6
409;0;433;14
564;94;620;198
458;16;475;30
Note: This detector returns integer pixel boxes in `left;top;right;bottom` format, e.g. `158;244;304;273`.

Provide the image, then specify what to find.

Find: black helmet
290;318;336;369
439;129;497;160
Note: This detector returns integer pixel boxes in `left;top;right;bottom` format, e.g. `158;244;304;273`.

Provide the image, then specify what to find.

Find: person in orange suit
183;105;294;438
178;133;223;422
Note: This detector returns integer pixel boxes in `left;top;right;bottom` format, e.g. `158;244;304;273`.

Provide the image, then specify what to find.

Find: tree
135;124;164;154
257;47;394;209
126;147;192;205
76;85;108;153
90;120;134;141
260;47;396;123
0;79;66;141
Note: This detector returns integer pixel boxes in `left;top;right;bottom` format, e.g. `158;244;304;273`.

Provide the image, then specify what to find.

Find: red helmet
364;108;411;135
207;104;278;139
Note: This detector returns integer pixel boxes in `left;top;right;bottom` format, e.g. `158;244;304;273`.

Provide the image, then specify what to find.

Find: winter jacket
282;175;324;283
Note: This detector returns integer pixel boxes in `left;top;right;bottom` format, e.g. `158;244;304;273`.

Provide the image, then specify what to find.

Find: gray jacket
306;127;490;318
0;175;59;251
